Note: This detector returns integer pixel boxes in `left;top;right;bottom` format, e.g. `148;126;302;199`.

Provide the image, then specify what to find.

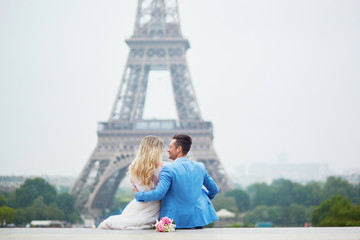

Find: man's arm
135;167;172;202
201;163;219;200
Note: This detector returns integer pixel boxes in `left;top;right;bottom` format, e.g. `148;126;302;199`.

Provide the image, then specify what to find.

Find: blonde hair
128;136;163;190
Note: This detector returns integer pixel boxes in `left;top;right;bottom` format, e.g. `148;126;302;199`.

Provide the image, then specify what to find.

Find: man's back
136;157;219;228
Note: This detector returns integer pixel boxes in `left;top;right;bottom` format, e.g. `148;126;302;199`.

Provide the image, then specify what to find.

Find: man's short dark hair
173;134;192;155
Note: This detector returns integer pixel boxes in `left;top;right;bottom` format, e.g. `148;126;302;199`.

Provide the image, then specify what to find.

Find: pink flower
156;221;166;232
154;216;176;232
161;217;171;225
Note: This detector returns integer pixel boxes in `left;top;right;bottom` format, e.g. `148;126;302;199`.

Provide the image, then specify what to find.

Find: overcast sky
1;0;359;177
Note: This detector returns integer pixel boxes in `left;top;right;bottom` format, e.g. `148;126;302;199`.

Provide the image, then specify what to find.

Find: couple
98;134;219;230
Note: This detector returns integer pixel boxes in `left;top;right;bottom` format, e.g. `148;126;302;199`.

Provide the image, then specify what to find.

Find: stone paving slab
1;227;360;240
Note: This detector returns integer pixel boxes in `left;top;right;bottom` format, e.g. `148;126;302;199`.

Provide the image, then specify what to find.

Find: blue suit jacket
135;157;219;228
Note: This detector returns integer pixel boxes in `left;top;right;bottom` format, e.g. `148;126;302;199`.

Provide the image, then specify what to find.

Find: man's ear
177;146;183;154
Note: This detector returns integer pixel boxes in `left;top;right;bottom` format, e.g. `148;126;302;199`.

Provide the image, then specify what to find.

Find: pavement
1;227;360;240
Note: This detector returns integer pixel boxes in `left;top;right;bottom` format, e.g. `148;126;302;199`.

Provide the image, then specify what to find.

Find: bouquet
154;217;176;232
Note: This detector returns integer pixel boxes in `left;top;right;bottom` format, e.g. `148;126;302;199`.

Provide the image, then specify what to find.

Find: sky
1;0;359;178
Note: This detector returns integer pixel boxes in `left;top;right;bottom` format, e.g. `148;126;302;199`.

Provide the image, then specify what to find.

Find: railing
98;120;213;131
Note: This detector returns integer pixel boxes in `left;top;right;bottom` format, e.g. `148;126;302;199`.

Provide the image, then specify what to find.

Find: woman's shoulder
153;165;163;176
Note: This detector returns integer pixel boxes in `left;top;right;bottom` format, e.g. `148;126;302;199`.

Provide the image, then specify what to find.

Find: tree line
0;178;81;226
1;176;359;227
212;176;360;227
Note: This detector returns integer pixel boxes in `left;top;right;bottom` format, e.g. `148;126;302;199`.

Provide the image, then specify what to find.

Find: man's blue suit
135;157;219;228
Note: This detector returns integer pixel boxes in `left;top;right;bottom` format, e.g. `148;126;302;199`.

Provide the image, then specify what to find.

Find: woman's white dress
98;167;162;230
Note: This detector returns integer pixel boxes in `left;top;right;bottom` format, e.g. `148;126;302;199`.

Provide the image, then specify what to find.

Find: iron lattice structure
70;0;233;218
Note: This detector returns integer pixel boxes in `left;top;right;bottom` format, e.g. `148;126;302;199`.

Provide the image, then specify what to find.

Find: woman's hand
133;186;139;194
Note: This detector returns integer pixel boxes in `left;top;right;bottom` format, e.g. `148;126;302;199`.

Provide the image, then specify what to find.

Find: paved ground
1;227;360;240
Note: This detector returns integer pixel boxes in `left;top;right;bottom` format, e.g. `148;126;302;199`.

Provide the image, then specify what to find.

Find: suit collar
175;157;188;162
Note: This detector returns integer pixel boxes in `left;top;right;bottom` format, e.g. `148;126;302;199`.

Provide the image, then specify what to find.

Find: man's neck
175;155;186;161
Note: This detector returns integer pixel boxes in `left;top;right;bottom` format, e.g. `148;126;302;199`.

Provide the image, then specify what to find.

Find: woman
98;136;163;230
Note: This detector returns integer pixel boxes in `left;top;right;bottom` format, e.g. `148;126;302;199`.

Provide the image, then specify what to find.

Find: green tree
4;178;81;225
14;207;36;225
270;179;311;207
225;189;250;212
311;195;360;227
31;196;64;220
247;183;277;207
0;206;16;226
303;181;324;206
211;194;237;212
31;196;48;219
14;178;57;208
14;196;66;223
6;191;16;208
356;183;360;204
44;203;65;220
243;205;283;226
266;205;284;225
56;193;80;223
243;206;282;224
323;177;360;204
243;203;312;227
271;179;297;206
286;203;311;226
0;195;7;207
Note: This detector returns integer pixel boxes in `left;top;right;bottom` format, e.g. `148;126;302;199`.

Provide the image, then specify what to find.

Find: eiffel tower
70;0;233;217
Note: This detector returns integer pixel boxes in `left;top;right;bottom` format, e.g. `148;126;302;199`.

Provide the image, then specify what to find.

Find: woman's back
131;165;162;192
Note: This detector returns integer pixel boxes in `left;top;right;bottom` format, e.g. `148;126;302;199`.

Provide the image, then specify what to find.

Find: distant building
215;209;236;227
0;175;75;192
30;220;65;228
340;169;360;185
0;176;30;191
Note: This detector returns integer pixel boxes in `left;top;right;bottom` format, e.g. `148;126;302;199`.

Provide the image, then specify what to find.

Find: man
135;134;219;229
